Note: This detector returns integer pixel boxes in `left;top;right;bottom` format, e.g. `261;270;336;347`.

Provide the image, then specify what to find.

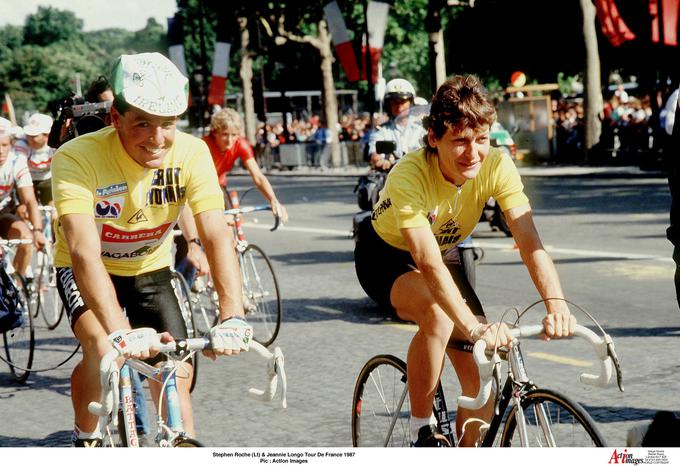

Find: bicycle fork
507;342;556;447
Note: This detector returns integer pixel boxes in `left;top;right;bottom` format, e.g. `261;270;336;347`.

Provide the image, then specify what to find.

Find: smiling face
428;123;490;186
111;106;177;169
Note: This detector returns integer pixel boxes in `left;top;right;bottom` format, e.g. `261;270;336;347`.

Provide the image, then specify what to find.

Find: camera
48;93;112;149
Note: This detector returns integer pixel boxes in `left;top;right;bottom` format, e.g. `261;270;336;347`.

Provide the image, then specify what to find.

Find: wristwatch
188;237;202;247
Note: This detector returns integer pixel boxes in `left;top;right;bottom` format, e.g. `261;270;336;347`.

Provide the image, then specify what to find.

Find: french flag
208;16;231;106
362;1;390;83
167;14;192;105
324;1;360;82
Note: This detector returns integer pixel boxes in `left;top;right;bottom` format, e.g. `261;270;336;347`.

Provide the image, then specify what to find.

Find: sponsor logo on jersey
147;167;186;207
96;182;129;198
101;223;171;243
95;197;124;219
127;209;148;224
434;218;462;247
371;198;392;221
101;243;162;259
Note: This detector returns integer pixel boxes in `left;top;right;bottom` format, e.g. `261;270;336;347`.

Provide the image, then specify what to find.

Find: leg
8;218;34;277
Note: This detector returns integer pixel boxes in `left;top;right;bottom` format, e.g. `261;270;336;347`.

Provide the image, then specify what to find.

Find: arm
16;185;45;249
194;208;243;321
505;203;575;337
60;213;128;332
402;226;486;337
243;158;288;223
177;204;209;275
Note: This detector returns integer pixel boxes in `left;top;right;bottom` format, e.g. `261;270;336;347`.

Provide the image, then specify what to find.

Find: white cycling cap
0;117;11;137
111;52;189;117
23;113;53;136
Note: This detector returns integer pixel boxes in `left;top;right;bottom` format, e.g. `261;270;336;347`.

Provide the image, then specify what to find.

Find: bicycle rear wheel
352;354;412;447
171;271;198;393
3;274;35;384
37;250;64;330
241;244;281;347
500;388;606;447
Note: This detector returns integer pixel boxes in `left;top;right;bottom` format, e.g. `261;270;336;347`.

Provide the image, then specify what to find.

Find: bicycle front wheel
352;354;412;447
171;271;199;393
37;251;64;330
3;274;36;384
499;388;606;447
241;244;281;347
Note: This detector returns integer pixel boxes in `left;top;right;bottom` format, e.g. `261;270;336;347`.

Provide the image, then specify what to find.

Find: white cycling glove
209;317;252;352
107;327;160;357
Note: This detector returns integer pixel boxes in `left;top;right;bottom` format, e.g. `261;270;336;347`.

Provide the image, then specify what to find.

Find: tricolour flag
362;1;390;83
324;1;360;82
208;16;231;106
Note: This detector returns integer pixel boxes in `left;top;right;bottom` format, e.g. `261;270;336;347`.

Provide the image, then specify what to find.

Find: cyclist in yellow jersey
52;53;250;447
355;75;576;447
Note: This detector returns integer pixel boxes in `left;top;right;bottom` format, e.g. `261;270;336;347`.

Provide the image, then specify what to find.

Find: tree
580;0;603;156
23;6;84;47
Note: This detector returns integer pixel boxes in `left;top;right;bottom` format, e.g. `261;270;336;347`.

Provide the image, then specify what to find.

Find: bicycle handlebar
457;324;618;410
224;205;281;232
88;336;287;419
0;238;34;246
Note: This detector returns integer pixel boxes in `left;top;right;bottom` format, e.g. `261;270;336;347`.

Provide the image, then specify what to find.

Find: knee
416;306;454;342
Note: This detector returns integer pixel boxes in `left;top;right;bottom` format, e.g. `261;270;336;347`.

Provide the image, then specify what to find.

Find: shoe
73;438;103;447
411;424;451;447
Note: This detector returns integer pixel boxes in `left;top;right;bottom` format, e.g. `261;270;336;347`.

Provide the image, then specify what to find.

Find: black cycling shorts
354;216;484;319
56;266;188;344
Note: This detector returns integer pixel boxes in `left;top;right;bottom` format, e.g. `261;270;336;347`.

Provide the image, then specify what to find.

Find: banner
594;0;636;47
361;1;390;83
651;0;679;46
208;16;232;106
324;1;360;82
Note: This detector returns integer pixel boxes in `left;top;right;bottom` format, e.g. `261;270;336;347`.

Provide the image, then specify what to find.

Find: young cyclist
14;112;55;206
354;75;576;447
0;117;45;277
51;52;251;446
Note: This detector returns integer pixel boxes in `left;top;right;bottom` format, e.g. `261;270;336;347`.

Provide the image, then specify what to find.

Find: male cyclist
52;52;250;446
0;117;45;277
355;75;575;447
14;112;55;206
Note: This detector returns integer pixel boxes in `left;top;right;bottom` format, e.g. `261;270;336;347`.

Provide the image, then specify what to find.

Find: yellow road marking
527;352;593;367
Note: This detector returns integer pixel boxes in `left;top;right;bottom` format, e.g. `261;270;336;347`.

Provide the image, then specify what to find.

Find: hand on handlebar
107;327;171;359
205;317;252;360
542;303;577;340
470;321;515;349
271;200;288;224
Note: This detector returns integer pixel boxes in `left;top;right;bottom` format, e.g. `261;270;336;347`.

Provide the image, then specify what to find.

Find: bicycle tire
352;354;413;447
174;437;204;447
499;388;606;447
241;244;281;347
171;271;199;393
3;274;36;384
37;250;64;330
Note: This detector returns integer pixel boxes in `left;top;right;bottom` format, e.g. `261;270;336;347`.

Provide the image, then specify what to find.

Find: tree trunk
580;0;603;156
238;17;257;146
318;19;341;167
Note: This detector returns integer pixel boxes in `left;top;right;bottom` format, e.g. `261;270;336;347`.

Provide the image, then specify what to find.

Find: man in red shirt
203;108;288;222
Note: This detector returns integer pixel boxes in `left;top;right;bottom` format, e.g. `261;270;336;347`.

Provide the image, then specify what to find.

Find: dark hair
112;95;131;115
425;74;496;152
85;76;112;103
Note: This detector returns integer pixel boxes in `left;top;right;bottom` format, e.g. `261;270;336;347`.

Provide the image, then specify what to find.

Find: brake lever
270;214;281;232
492;361;503;416
605;336;624;392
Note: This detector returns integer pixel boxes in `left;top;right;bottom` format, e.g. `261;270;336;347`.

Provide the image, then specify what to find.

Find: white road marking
306;305;344;315
245;222;673;263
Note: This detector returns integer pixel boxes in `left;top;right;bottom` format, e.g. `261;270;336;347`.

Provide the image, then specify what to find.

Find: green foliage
23;6;84;46
0;7;166;117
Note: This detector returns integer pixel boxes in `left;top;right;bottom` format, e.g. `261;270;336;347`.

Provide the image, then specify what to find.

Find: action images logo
608;449;669;465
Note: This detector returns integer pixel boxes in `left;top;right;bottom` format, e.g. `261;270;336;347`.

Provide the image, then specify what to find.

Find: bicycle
88;334;287;447
0;238;36;384
351;301;624;447
188;190;282;348
32;205;65;330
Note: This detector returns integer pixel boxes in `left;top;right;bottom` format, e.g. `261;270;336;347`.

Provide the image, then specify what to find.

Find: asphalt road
1;172;677;448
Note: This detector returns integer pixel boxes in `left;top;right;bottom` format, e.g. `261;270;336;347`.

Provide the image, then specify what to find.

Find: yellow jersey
52;126;224;276
372;148;529;251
